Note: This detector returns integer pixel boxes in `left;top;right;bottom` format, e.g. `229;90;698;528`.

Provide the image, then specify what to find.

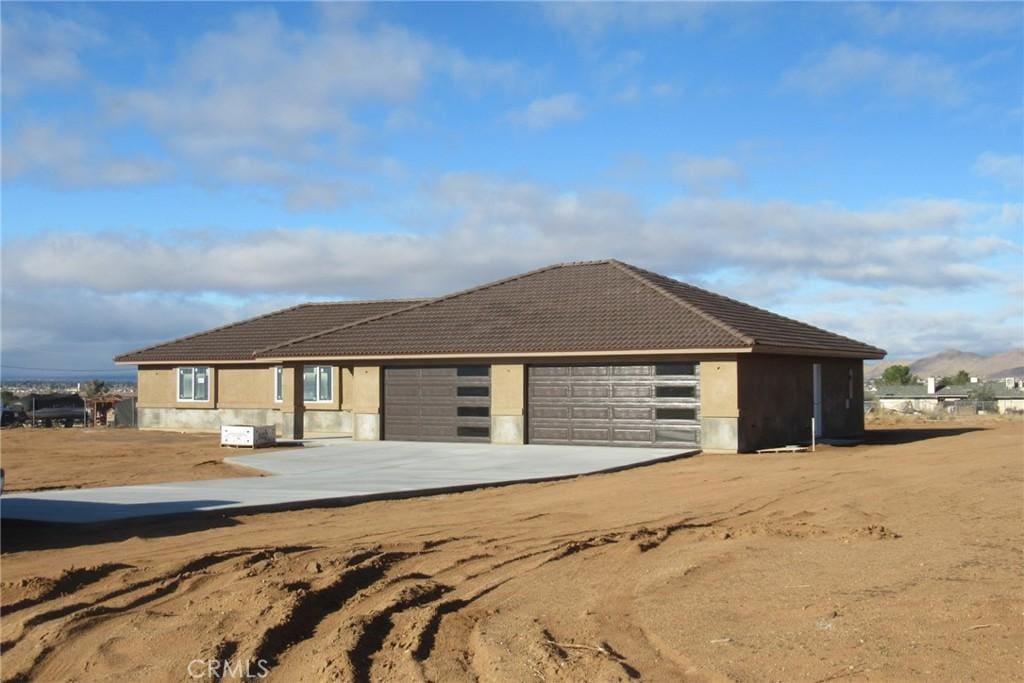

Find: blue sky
2;1;1022;378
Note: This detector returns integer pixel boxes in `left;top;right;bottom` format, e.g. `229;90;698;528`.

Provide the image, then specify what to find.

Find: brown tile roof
114;299;425;363
253;260;885;359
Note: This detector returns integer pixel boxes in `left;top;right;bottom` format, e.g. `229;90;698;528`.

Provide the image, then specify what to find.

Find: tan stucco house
115;260;885;452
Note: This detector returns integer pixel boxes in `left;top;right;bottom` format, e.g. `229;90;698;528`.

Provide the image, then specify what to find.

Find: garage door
528;363;700;447
383;366;491;443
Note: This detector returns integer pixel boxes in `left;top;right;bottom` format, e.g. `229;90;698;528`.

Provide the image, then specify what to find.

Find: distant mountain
866;348;1024;381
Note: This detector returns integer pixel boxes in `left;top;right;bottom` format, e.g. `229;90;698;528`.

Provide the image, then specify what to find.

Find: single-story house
871;384;940;413
871;381;1024;415
115;260;886;452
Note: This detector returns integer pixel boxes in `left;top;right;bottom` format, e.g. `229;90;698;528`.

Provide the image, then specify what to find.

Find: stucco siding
216;365;275;409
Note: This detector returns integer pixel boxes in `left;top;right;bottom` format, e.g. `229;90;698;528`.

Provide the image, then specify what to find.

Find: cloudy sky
2;2;1022;379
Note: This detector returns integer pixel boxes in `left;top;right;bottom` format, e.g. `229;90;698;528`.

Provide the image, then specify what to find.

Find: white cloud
615;81;680;103
783;44;966;105
672;155;746;195
809;306;1024;359
3;175;1019;364
846;3;1024;38
108;9;518;158
5;6;519;207
508;93;585;130
3;123;167;187
541;3;708;42
973;152;1024;190
1;6;104;96
4;176;1013;297
285;181;363;212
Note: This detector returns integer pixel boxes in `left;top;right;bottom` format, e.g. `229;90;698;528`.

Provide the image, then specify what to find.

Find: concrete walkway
0;440;695;524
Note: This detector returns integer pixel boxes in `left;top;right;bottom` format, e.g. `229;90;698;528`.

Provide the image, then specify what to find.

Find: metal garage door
383;366;491;443
528;363;700;447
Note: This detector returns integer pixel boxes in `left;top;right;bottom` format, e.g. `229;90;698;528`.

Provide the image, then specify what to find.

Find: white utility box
220;424;276;448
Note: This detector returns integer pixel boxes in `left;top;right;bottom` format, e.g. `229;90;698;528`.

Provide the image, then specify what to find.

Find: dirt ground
0;428;261;492
1;420;1021;682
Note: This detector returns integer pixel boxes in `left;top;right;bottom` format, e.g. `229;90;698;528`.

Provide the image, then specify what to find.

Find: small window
302;365;333;402
457;426;490;438
655;385;695;398
457;406;490;418
655;363;696;376
656;407;696;420
177;366;209;401
457;386;489;397
457;366;489;377
274;367;283;402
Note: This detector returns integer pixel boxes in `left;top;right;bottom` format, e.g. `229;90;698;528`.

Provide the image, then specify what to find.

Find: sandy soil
1;421;1021;682
0;429;262;492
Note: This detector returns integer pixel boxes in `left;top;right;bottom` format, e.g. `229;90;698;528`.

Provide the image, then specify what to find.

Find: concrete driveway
0;440;695;524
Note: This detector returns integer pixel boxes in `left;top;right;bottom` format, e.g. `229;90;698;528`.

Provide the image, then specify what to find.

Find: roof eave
750;343;887;360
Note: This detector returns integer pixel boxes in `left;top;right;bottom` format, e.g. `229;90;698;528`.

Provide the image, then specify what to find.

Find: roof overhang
749;344;887;360
118;345;885;365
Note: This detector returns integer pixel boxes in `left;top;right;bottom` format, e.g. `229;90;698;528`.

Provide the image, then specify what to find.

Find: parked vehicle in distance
1;409;27;428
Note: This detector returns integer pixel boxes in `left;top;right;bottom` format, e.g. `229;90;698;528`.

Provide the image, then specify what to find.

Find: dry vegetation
1;421;1022;681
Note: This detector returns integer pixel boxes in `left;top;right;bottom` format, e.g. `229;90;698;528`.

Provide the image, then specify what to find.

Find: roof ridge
114;298;425;362
302;297;428;307
255;261;612;357
607;260;755;346
611;260;884;354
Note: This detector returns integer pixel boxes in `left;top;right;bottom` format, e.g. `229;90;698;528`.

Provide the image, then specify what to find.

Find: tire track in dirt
250;551;412;670
1;563;134;616
0;545;315;682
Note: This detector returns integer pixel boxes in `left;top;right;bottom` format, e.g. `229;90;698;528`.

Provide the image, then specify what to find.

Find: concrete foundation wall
737;355;864;452
701;416;739;451
354;413;381;440
138;407;352;436
492;415;525;445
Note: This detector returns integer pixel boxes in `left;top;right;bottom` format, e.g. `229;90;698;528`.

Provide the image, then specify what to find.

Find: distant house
115;260;886;452
873;383;940;413
872;379;1024;415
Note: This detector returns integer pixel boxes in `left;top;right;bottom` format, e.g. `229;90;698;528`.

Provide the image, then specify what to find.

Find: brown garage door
528;363;700;447
383;366;491;443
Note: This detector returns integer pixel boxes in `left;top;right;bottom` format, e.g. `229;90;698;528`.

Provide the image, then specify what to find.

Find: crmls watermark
187;658;270;680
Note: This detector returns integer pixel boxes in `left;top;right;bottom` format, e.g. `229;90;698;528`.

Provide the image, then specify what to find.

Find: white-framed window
177;366;210;401
274;366;283;403
303;365;333;402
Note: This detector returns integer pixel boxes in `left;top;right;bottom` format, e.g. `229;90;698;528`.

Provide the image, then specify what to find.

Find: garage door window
655;363;696;376
457;426;490;438
656;407;696;420
655;385;695;398
303;365;333;402
457;386;489;397
457;406;490;417
457;366;489;377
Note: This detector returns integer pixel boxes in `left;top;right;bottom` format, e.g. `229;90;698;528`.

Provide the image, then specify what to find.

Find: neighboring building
115;260;885;452
872;378;1024;415
872;384;940;413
